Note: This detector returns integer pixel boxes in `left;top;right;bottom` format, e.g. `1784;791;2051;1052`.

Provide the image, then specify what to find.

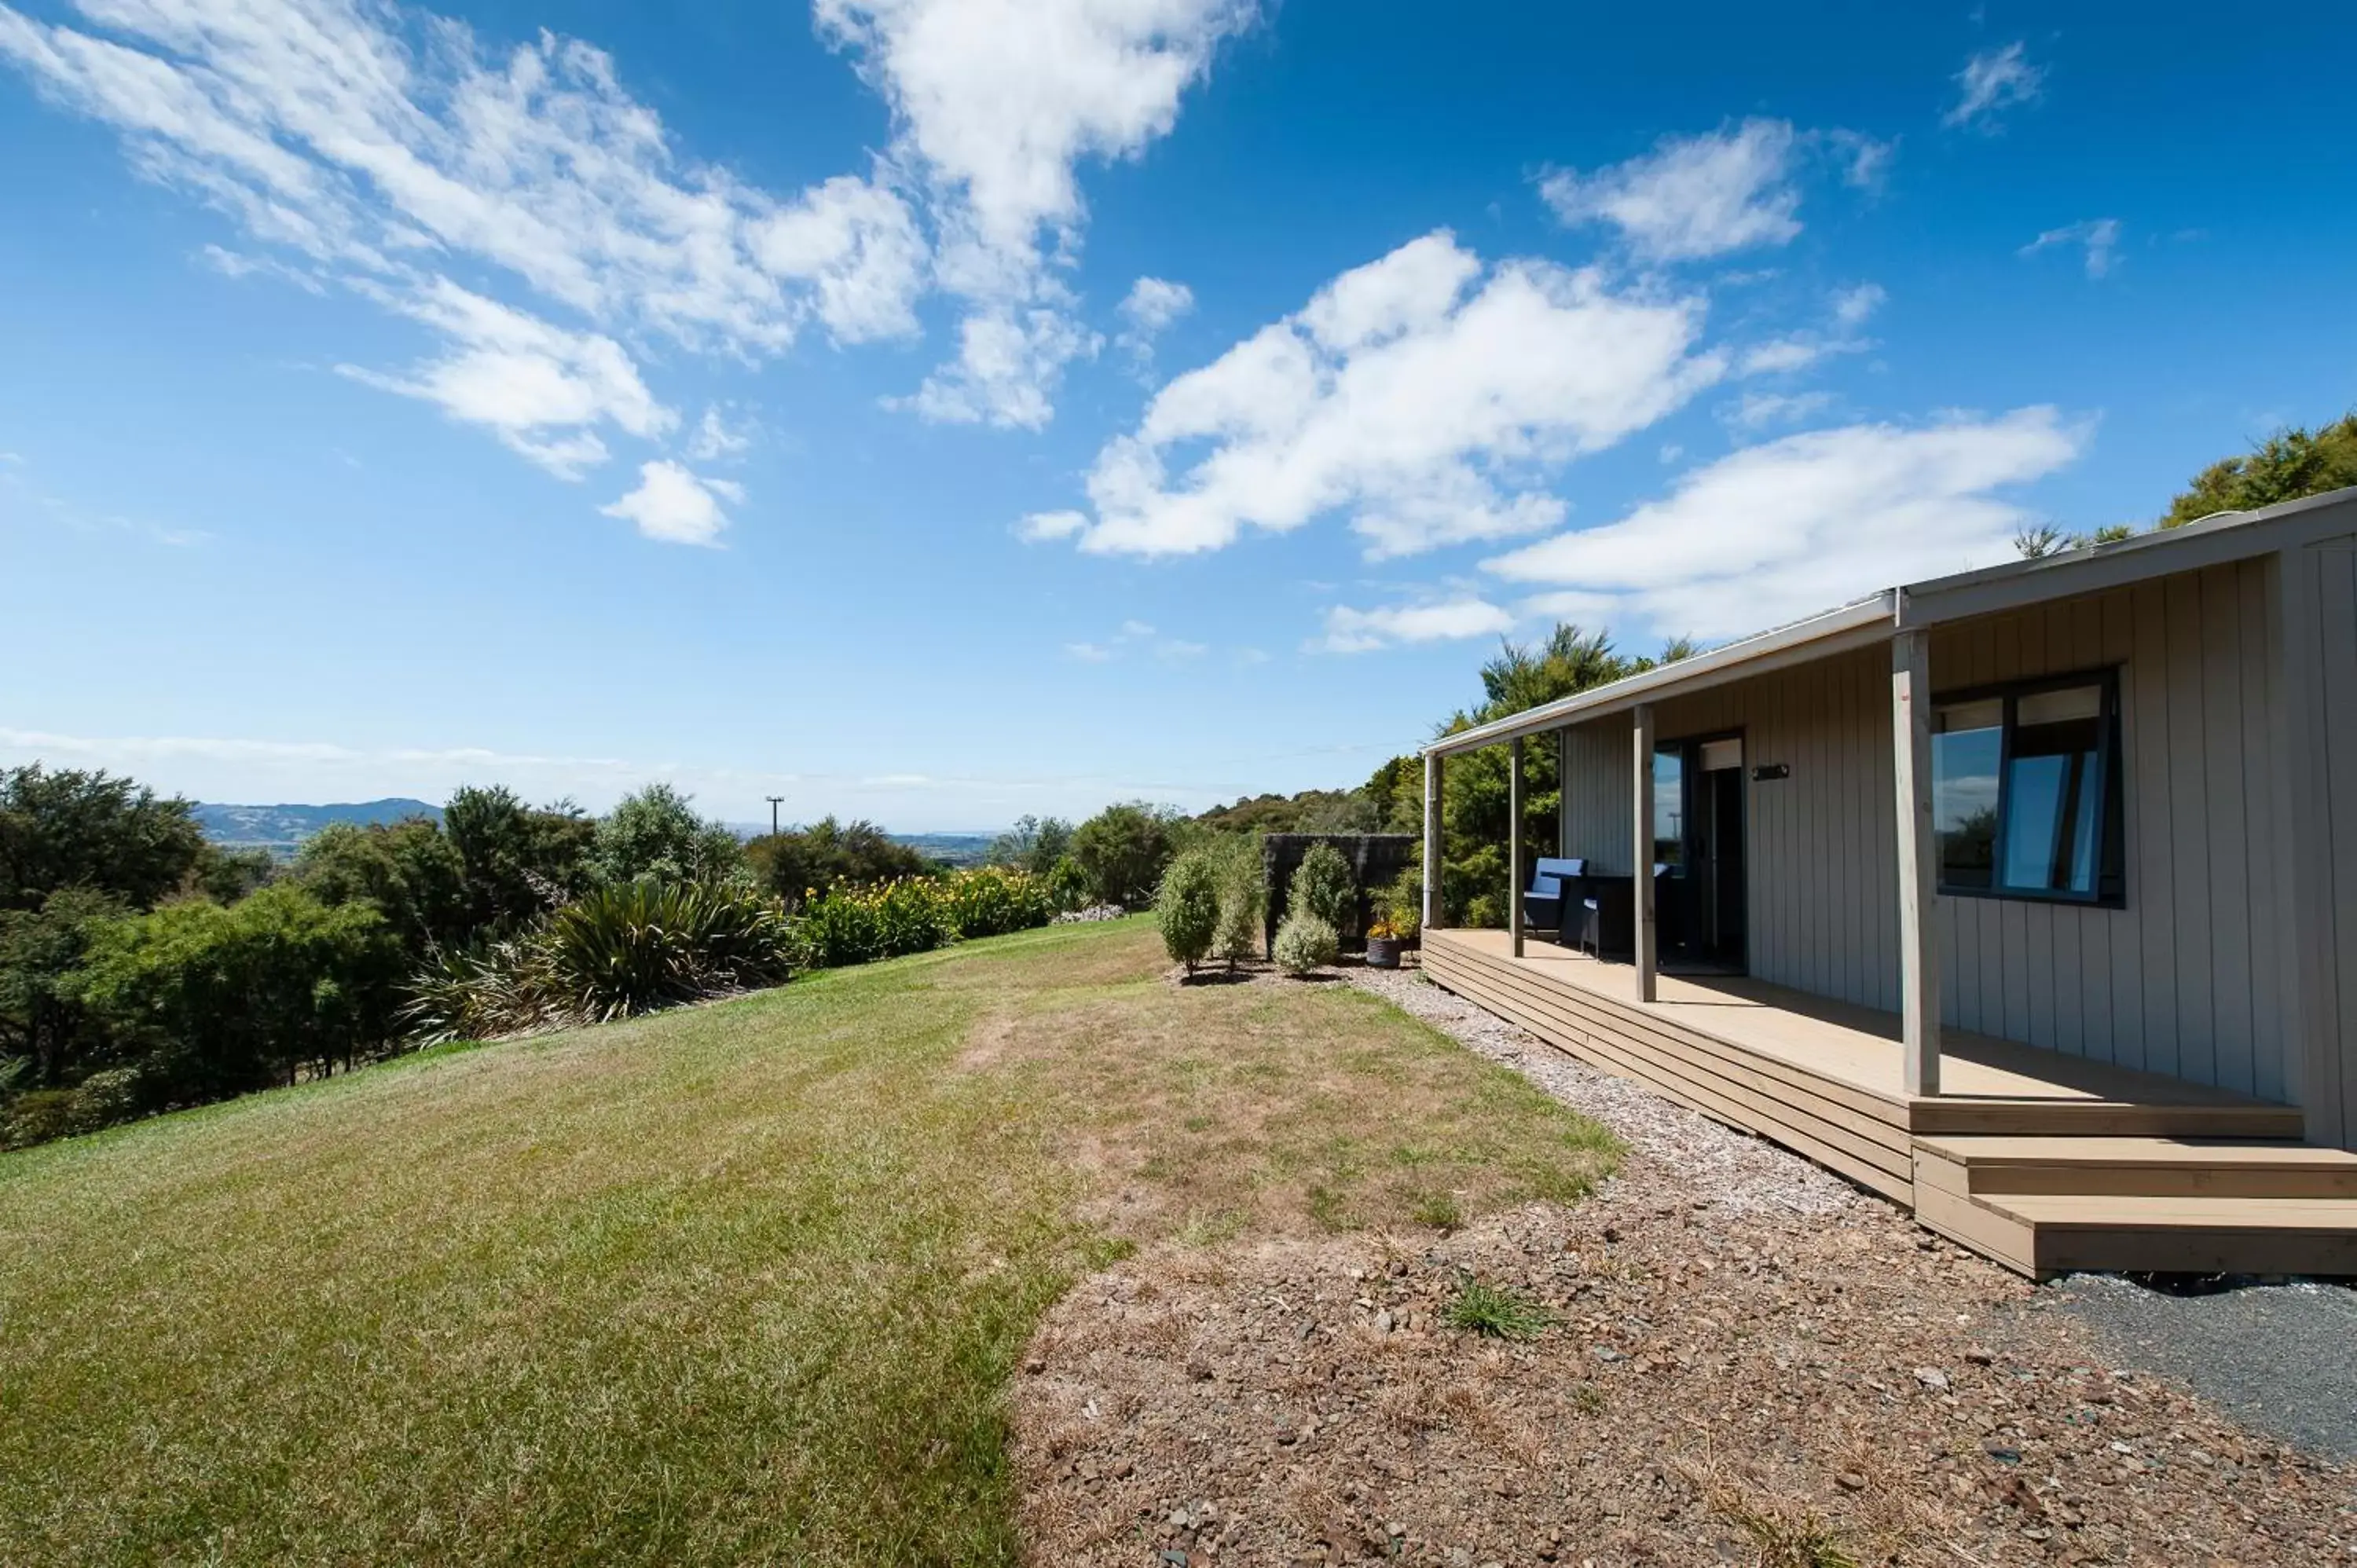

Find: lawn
0;918;1616;1566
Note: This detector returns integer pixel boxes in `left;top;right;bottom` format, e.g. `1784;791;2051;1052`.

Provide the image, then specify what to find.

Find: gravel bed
2051;1273;2357;1463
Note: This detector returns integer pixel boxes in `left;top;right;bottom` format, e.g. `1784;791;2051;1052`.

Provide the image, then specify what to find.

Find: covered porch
1412;553;2357;1277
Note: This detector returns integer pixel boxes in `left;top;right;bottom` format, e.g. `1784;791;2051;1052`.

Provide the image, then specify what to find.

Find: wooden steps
1916;1135;2357;1197
1420;930;2357;1280
1914;1137;2357;1277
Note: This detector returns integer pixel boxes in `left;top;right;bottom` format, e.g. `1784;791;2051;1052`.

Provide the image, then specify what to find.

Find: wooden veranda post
1422;752;1443;933
1633;703;1657;1003
1891;628;1942;1096
1508;738;1525;958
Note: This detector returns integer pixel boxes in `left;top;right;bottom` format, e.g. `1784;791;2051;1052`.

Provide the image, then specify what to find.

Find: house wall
1552;556;2298;1105
2283;533;2357;1148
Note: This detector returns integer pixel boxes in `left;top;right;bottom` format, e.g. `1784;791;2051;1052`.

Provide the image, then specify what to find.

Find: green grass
1442;1275;1560;1339
0;918;1616;1566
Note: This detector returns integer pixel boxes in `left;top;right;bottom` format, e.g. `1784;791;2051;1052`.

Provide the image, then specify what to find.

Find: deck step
1917;1135;2357;1199
1989;1192;2357;1277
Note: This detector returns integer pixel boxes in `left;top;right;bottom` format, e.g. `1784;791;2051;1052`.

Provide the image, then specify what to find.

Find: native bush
1071;802;1182;907
1044;854;1091;912
1272;912;1337;976
1285;841;1355;933
74;885;405;1099
1154;849;1220;974
403;880;793;1042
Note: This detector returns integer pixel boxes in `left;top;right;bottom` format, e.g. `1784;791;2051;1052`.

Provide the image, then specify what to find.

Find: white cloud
1035;230;1724;561
1064;640;1113;661
1017;508;1089;542
2021;218;2121;280
687;405;753;462
1313;598;1516;654
1540;119;1802;262
1118;618;1157;639
1945;42;2044;130
339;279;672;478
1723;389;1837;429
599;460;740;545
199;243;325;294
816;0;1255;427
0;0;924;479
1831;282;1887;328
1484;408;2088;639
1115;274;1194;367
1826;128;1897;191
1736;336;1831;377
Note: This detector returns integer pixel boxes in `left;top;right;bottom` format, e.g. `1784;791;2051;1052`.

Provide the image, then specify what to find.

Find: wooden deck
1423;928;2357;1277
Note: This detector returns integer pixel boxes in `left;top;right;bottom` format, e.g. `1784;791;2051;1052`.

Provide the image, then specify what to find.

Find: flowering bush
786;867;1055;970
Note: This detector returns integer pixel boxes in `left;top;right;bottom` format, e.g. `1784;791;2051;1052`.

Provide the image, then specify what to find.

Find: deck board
1427;929;2293;1120
1421;928;2338;1276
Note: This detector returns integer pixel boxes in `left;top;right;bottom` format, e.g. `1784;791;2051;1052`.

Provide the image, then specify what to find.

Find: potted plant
1365;917;1404;969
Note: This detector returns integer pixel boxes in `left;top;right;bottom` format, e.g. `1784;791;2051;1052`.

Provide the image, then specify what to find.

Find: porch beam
1891;628;1941;1096
1422;751;1443;932
1633;703;1657;1003
1508;738;1526;958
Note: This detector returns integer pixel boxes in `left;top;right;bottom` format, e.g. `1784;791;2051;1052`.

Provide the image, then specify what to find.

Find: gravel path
1343;962;1860;1218
2052;1273;2357;1462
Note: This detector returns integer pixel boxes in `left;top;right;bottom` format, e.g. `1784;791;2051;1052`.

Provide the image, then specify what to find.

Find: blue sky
2;2;2352;829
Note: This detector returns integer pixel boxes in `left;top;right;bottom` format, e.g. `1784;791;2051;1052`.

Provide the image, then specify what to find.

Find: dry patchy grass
0;918;1612;1566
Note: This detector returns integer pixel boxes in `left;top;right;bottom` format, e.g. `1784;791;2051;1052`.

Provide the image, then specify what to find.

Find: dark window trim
1931;665;2127;910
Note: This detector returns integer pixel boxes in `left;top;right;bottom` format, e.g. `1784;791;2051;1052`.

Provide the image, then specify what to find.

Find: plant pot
1365;935;1402;969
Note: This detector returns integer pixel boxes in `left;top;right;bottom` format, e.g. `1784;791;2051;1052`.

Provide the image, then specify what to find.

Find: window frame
1930;665;2127;910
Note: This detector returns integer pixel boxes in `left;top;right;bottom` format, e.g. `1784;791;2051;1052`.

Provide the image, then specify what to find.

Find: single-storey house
1419;485;2357;1277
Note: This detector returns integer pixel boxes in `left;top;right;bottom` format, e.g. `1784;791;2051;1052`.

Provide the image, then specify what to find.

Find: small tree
590;783;743;887
1153;850;1219;975
1071;802;1181;908
1208;836;1264;972
2161;413;2357;529
1286;842;1355;933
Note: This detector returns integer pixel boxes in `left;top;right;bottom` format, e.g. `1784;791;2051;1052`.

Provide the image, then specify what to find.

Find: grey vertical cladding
2307;537;2357;1146
1539;555;2318;1105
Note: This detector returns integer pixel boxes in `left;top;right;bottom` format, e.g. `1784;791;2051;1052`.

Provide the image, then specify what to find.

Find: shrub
1285;842;1355;932
1;1087;78;1149
73;884;405;1097
1071;802;1182;907
1380;870;1424;940
935;866;1055;940
1154;850;1220;974
588;784;746;888
541;880;791;1021
1044;854;1091;912
1271;913;1337;976
404;880;793;1041
744;816;926;910
1207;836;1265;970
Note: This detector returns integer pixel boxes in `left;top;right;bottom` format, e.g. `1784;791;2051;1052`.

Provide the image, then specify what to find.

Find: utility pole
765;796;786;837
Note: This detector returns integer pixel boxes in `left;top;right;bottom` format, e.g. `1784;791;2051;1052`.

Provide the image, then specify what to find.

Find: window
1931;672;2124;904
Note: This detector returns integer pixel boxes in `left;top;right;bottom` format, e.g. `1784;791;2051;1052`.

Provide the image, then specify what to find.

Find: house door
1657;734;1747;971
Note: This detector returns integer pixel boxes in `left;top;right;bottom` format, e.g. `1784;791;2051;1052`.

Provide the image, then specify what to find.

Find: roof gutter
1423;591;1898;759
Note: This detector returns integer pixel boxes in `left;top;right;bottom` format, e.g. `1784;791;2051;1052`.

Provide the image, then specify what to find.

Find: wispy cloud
1484;407;2088;639
1540;119;1802;262
0;0;922;487
1114;275;1195;371
1945;42;2044;130
2021;218;2121;280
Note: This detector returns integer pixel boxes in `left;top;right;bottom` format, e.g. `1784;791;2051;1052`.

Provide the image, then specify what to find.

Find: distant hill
889;833;995;868
195;799;442;857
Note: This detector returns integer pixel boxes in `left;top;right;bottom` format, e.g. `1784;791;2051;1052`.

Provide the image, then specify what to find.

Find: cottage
1420;485;2357;1276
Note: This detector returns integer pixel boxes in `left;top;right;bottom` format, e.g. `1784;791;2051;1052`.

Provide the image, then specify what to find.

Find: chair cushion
1534;856;1585;879
1527;875;1561;898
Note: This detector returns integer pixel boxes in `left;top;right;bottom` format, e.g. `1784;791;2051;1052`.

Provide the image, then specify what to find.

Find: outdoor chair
1522;856;1584;936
